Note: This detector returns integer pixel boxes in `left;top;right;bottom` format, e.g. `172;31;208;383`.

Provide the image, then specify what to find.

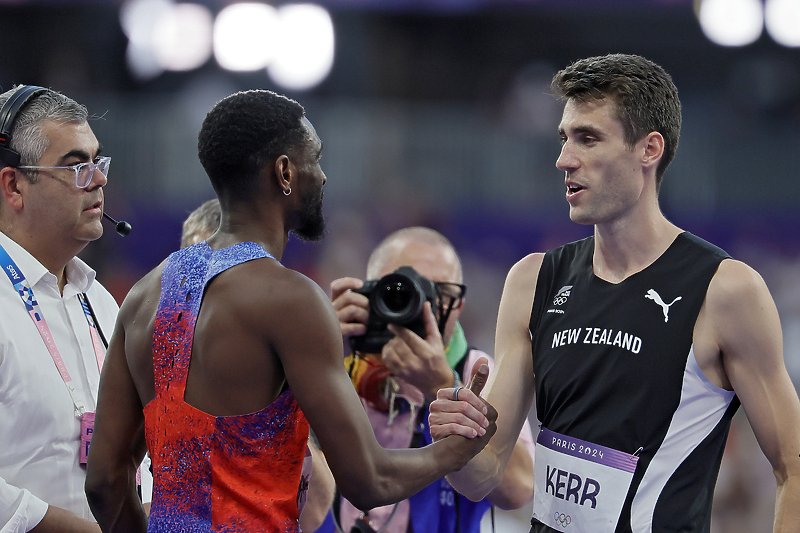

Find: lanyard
0;243;105;417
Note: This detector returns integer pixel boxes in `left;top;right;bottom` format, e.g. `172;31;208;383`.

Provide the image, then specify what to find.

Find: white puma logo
645;289;682;323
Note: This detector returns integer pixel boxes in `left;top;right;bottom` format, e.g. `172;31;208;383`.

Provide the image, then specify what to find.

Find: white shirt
0;230;119;532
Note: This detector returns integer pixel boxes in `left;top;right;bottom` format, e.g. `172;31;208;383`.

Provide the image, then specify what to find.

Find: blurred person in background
0;85;150;533
180;198;221;249
179;196;336;532
84;89;496;533
429;53;800;532
320;226;534;533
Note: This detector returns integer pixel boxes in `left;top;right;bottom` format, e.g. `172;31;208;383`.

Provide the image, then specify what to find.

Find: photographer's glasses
435;282;467;330
18;156;111;188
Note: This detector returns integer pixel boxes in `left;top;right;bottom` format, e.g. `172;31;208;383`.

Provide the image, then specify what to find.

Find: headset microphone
102;212;132;237
0;85;133;238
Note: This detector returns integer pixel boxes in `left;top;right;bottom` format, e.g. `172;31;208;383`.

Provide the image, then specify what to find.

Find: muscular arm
431;254;541;501
85;272;160;533
268;271;496;511
702;260;800;532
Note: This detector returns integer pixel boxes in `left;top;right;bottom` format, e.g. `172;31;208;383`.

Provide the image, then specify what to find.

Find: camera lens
379;281;414;313
372;273;423;324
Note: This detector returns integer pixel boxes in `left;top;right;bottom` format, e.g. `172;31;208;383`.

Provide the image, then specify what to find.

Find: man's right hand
433;359;498;469
330;277;369;341
428;358;494;441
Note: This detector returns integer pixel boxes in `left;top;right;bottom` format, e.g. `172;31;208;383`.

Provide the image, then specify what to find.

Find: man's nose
556;143;578;172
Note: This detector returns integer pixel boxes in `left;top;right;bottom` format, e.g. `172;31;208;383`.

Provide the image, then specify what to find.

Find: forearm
445;445;505;502
28;506;101;533
85;466;146;533
486;440;534;510
774;474;800;532
339;436;482;511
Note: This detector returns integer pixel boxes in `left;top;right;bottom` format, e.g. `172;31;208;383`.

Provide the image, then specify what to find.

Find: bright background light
268;4;336;91
214;3;280;71
765;0;800;47
151;3;214;71
697;0;763;46
121;0;335;89
120;0;173;80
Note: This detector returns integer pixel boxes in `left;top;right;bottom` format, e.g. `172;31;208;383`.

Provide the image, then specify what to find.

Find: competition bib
532;428;639;533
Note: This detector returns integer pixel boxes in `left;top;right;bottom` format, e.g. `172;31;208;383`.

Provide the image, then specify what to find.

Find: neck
592;202;681;284
208;201;288;261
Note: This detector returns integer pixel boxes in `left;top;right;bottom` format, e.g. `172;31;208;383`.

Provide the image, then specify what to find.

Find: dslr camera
350;266;438;354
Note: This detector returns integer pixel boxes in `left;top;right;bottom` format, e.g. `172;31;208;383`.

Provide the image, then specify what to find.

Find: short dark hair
198;90;307;201
550;54;681;190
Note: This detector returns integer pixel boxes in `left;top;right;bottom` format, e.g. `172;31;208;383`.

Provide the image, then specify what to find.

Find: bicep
89;300;148;475
266;280;385;485
714;262;800;479
483;255;541;465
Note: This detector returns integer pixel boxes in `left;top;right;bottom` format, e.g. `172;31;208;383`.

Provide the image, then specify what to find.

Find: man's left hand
384;302;455;401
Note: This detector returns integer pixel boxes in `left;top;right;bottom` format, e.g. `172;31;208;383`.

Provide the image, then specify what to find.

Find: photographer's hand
330;277;369;341
385;302;454;402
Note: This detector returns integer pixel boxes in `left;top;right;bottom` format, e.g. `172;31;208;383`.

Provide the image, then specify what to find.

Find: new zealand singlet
144;242;309;533
528;232;738;533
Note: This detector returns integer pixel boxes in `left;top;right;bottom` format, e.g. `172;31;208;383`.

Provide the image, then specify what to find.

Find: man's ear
450;296;466;320
640;131;664;172
0;166;26;212
274;154;293;196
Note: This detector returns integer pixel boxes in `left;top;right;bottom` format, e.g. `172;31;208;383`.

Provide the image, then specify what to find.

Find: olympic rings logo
552;285;572;306
553;512;572;528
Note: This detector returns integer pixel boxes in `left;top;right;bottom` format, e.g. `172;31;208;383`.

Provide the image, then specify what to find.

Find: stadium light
214;3;280;71
765;0;800;47
697;0;763;47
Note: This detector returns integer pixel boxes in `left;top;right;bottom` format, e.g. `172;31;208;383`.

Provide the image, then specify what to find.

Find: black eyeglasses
434;281;467;332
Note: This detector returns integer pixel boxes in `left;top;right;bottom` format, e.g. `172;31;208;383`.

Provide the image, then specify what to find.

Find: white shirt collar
0;230;96;295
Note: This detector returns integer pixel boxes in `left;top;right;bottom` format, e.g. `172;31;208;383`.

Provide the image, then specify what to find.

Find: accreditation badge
532;428;638;533
80;411;95;465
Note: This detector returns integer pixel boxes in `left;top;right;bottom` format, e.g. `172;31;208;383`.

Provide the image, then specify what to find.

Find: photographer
320;227;534;533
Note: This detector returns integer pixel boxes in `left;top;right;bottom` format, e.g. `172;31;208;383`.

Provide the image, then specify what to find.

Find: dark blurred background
2;0;797;529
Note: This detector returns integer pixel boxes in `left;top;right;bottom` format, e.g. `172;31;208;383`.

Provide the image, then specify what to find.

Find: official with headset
0;85;141;533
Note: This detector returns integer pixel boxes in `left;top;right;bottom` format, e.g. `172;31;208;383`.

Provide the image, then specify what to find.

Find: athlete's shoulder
224;258;332;320
506;253;545;291
708;258;768;305
118;259;167;325
678;231;731;261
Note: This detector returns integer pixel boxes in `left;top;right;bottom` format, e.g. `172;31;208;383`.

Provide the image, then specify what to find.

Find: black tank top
529;232;739;533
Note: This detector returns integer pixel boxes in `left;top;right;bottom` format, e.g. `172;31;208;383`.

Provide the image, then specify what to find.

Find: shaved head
367;227;462;283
